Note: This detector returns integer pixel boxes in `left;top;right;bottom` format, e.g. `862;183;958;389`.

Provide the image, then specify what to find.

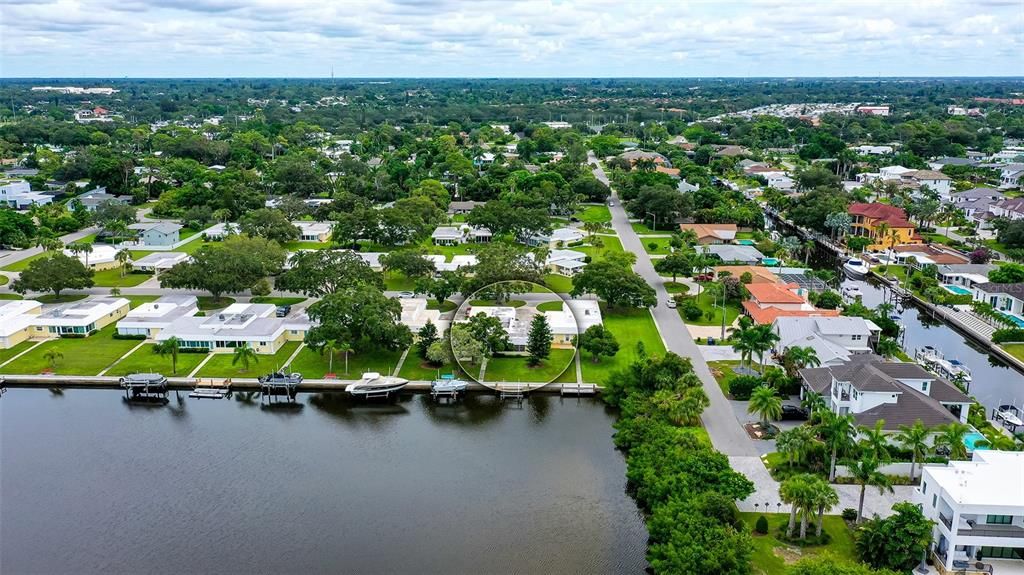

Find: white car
666;299;677;309
608;200;615;207
397;291;415;298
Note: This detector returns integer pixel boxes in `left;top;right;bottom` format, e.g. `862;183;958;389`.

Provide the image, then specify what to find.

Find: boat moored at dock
346;372;408;399
842;257;870;279
914;346;972;390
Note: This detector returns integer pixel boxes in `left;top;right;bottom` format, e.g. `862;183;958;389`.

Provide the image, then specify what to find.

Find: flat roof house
0;300;43;348
0;179;53;209
679;223;738;244
116;295;199;338
294;221;333;243
128;222;182;247
698;244;765;265
936;264;996;290
458;299;602;351
62;243;122;271
972;283;1024;320
915;450;1024;573
430;224;492;246
799;354;972;431
546;249;588;277
155;303;310;355
31;297;130;337
132;252;189;274
400;298;446;332
202;222;240;240
523;227;584;249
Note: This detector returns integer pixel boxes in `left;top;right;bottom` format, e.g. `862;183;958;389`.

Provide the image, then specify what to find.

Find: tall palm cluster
730;316;782;373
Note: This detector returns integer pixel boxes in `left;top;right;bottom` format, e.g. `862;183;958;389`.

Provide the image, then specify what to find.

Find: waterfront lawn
92;269;152;288
482;348;576;383
681;292;742;326
873;264;910;283
398;355;459;381
288;346;405;379
543;274;574;294
3;325;141;376
580;306;666;384
251;296;307;306
105;345;209;377
0;340;35;366
1001;344;1024;363
741;513;856;575
195;341;301;378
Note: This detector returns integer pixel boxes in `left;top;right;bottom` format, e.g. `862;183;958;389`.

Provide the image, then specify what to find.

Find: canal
845;276;1024;413
0;389;647;574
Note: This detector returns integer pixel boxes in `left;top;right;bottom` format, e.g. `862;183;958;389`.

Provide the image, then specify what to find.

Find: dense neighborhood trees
11;253;94;297
159;235;285;299
238;208;300;243
304;284;412;354
571;254;655;308
276;249;383;296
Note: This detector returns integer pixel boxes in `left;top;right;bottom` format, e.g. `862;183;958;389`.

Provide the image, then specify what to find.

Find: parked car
666;299;677;309
607;200;615;207
397;291;415;298
695;273;714;282
780;405;809;421
275;305;291;317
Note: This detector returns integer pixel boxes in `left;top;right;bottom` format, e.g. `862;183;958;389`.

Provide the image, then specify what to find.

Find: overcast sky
2;0;1022;78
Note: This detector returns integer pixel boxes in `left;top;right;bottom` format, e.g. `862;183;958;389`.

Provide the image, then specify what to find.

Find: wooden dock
560;383;598;397
189;378;231;399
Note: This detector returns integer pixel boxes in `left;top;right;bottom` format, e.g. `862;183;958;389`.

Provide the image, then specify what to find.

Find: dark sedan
780;405;809;421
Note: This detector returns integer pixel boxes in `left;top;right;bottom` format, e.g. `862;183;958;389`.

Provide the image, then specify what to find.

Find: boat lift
189;378;232;399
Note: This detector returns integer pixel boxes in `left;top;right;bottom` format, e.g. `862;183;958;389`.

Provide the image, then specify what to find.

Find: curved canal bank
0;388;647;574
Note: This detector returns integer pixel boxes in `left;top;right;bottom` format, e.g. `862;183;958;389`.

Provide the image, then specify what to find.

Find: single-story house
523;227;584;248
294;221;333;243
31;297;130;337
132;252;190;273
972;282;1024;317
712;266;779;284
546;249;588;277
116;295;199;338
202;222;241;240
75;189;131;212
0;300;43;348
400;298;446;332
128;222;182;247
154;303;310;354
63;243;122;271
935;264;996;290
679;223;738;244
799;354;972;431
447;201;485;215
698;244;765;265
430;224;492;246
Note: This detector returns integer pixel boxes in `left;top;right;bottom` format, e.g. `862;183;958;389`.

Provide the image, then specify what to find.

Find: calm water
0;389;647;575
846;277;1024;412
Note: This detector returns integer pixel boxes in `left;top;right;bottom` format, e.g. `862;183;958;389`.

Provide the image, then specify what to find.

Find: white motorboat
346;372;409;399
842;257;870;279
914;346;973;387
431;375;468;394
996;405;1023;427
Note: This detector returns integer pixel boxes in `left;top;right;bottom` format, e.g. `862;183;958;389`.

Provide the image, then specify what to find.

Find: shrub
728;374;761;400
841;508;858;521
876;264;888;273
681;299;703;321
112;333;147;340
754;515;769;534
993;328;1024;343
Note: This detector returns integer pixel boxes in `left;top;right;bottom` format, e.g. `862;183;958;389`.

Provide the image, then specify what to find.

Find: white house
546;249;588;277
116;295;199;337
430;224;492;246
0;300;43;348
154;302;310;355
1000;164;1024;189
459;299;602;350
772;316;881;366
400;298;446;332
902;169;953;200
972;283;1024;318
936;264;995;290
522;227;584;248
799;354;972;431
63;243;122;271
988;198;1024;221
132;252;189;273
0;179;52;209
852;145;894;155
953;188;1005;225
294;221;333;243
202;222;241;240
30;297;130;337
916;450;1024;573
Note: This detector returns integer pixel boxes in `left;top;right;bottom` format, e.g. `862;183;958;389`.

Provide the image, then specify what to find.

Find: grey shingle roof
975;282;1024;296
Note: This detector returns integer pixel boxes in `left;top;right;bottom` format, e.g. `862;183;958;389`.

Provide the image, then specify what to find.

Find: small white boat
431;375;468;394
842;285;863;299
914;346;973;385
346;372;409;399
996;405;1023;427
842;257;870;279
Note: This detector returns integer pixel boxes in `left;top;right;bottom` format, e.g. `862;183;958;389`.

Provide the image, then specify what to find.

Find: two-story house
742;282;841;324
848;202;922;251
799;354;972;432
916;450;1024;573
772;316;881;366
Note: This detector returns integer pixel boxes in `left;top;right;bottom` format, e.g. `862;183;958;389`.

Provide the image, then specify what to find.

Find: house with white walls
772;316;881;366
154;303;310;354
116;295;199;338
31;297;130;337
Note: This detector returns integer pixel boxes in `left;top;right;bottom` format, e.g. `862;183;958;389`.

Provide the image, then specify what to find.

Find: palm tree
751;325;781;372
776;425;816;468
858;420;892;462
781;345;821;378
320;339;339;374
153;337;181;374
875;337;902;359
731;327;758;372
875;222;890;253
849;455;894;523
231;345;259;373
213;208;233;224
801;391;827;424
934;421;972;461
679;228;699;247
748;385;782;426
336;340;354;374
115;249;132;278
780;474;812;538
591;236;604;254
43;348;63;369
895;419;931;482
582;221;603;239
810;479;840;538
818;410;858;482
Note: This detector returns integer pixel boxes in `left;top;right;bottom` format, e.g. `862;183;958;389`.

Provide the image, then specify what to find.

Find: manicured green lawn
631;221;656;234
680;291;742;326
425;300;457;313
576;235;624;261
251;296;307;306
543;274;574;293
469;299;526;307
480;348;576;383
398;355;460;381
0;274;8;286
0;293;23;300
707;360;741;397
37;294;89;304
576;205;611;225
384;274;418;291
282;240;332;251
872;264;909;283
3;325;142;376
580;306;666;384
740;513;857;575
0;340;36;366
125;295;159;308
736;231;756;240
665;281;690;294
2;251;48;272
288;345;405;379
92;269;152;287
197;296;236;311
1001;344;1024;363
177;238;212;255
178;227;200;241
537;301;564;312
195;341;301;378
105;345;209;377
643;238;675;255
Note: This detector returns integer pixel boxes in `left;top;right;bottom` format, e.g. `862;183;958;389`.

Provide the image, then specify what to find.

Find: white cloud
1;0;1021;76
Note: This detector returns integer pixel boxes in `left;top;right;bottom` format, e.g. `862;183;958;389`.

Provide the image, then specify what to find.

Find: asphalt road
590;152;758;457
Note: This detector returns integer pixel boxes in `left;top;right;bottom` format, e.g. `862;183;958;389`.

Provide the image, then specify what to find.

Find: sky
2;0;1023;78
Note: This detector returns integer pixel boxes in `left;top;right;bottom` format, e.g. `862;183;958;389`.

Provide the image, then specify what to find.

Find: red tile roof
848;202;915;228
745;282;805;304
742;301;841;324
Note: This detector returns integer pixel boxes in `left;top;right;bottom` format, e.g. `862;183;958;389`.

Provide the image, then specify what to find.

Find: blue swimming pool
942;284;972;296
999;311;1024;328
736;239;755;246
761;257;781;266
964;431;990;452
